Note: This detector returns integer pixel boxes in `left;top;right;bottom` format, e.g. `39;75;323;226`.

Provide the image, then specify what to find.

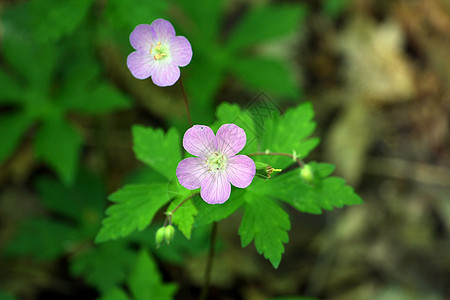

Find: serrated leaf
194;192;245;227
5;218;77;260
61;83;130;115
129;250;178;300
70;241;135;292
0;112;33;164
132;126;181;180
227;4;307;50
232;57;299;98
29;0;94;43
167;183;198;239
238;194;290;268
96;184;170;243
34;120;82;185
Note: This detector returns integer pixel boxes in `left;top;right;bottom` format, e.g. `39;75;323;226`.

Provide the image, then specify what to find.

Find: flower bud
155;227;165;248
164;225;175;245
255;162;282;179
300;164;315;184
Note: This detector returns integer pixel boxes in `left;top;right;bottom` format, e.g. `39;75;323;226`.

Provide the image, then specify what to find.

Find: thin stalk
248;151;306;168
179;78;192;127
199;222;217;300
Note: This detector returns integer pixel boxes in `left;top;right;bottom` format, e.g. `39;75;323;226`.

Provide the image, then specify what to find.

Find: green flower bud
300;164;315;184
255;162;282;179
155;227;165;248
164;225;175;245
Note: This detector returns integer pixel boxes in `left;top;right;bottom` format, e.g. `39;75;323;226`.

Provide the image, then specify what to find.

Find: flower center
205;152;227;172
149;41;168;61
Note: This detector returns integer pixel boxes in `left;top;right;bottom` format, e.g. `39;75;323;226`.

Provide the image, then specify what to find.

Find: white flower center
205;152;227;172
149;41;169;61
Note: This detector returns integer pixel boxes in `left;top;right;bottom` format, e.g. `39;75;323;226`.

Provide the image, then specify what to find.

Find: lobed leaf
0;112;33;164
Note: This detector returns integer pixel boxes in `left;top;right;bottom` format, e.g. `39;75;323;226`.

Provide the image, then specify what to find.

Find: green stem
199;222;217;300
248;151;306;168
165;192;199;226
179;78;192;127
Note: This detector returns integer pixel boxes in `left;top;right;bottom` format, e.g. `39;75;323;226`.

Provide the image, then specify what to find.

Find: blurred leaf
0;112;33;164
2;23;58;88
322;0;353;18
98;288;130;300
35;169;105;229
232;57;299;98
61;83;131;115
34;120;82;184
238;193;290;268
128;250;178;300
0;290;19;300
227;4;307;50
105;0;167;33
132;126;181;181
29;0;94;43
71;241;135;292
5;218;77;260
0;68;23;104
96;184;170;243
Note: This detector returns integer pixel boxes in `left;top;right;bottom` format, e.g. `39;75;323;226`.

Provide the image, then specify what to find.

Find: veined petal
127;51;156;80
151;61;180;87
130;24;156;51
150;19;176;43
183;125;217;157
169;36;193;67
200;171;231;204
216;124;247;157
176;157;209;190
226;155;256;188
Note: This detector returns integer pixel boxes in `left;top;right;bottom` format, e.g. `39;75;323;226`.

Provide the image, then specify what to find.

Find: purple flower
176;124;256;204
127;19;193;87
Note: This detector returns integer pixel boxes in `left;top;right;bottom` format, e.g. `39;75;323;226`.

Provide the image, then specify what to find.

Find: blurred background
0;0;449;299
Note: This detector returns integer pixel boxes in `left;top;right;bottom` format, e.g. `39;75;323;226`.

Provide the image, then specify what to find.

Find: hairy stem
165;192;199;226
179;78;192;127
248;151;306;168
199;222;217;300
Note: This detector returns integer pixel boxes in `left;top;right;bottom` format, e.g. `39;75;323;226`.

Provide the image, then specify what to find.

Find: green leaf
5;218;77;260
232;57;299;98
96;184;170;243
0;68;22;104
34;120;82;185
0;112;33;164
29;0;94;43
167;182;199;239
132;126;181;181
128;250;178;300
238;193;290;268
322;0;353;18
227;4;307;50
0;290;19;300
98;288;130;300
70;241;135;292
194;192;245;227
260;102;320;168
61;83;131;115
35;169;105;232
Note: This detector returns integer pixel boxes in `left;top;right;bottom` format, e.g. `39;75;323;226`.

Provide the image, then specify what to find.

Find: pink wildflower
127;19;192;87
176;124;256;204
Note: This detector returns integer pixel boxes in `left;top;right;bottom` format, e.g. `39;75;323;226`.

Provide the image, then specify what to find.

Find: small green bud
164;225;175;245
255;162;282;179
300;164;315;184
155;227;165;248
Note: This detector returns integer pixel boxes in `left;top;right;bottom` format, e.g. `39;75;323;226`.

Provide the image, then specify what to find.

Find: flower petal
150;18;176;43
226;155;256;188
183;125;218;157
130;24;156;51
127;51;156;80
216;124;247;157
151;61;180;87
169;36;193;67
176;157;209;190
200;171;231;204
